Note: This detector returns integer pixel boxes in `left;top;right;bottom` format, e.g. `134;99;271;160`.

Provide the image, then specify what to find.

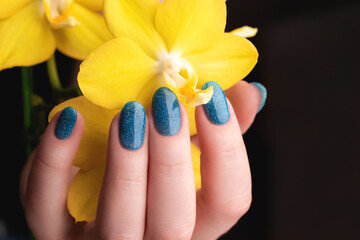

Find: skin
20;80;263;240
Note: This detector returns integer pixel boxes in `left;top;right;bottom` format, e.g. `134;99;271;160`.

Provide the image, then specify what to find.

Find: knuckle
35;153;67;173
224;192;252;219
152;155;192;176
107;172;146;193
218;141;244;164
152;222;194;240
97;232;140;240
209;191;252;220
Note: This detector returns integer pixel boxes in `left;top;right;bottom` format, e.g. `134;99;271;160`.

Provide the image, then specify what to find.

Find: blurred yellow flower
78;0;258;135
0;0;112;71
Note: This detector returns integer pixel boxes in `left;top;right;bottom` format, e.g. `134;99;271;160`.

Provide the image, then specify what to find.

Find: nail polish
152;87;181;136
119;101;146;150
55;107;77;139
202;81;229;125
249;82;267;113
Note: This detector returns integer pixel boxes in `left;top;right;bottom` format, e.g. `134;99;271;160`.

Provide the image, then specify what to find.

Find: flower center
42;0;79;29
158;53;213;107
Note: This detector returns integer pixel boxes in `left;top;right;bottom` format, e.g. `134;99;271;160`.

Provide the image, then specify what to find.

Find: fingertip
149;87;189;138
249;82;267;114
111;101;148;152
48;107;84;141
225;81;266;134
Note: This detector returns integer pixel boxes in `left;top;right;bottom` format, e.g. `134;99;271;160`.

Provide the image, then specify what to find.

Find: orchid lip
42;0;79;29
156;52;213;107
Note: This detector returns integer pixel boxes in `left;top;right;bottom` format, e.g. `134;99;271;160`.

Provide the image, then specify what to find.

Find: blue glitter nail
55;107;77;139
202;81;229;125
250;82;267;113
119;101;146;150
152;87;181;136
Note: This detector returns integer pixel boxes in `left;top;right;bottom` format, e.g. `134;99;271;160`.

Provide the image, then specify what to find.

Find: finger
193;82;252;239
225;80;267;134
96;101;148;239
145;88;196;239
20;148;37;208
25;107;84;239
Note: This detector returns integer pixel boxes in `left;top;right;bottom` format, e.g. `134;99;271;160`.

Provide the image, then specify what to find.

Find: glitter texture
152;87;181;136
250;82;267;113
202;81;229;125
119;101;146;150
55;106;77;139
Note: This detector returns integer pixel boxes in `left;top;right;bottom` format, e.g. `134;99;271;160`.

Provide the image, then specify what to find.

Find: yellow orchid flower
0;0;113;71
78;0;258;135
47;0;258;222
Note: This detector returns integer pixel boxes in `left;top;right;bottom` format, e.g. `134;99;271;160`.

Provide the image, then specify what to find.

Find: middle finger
96;101;148;239
145;88;196;239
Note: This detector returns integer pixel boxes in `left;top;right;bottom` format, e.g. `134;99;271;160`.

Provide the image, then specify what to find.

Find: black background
1;0;360;239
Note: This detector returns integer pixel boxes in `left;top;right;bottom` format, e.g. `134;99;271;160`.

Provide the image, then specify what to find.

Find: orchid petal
78;37;158;110
0;0;32;19
103;0;166;59
155;0;226;55
0;1;55;71
49;96;118;170
231;25;258;38
186;105;197;136
52;2;113;60
136;76;163;112
67;163;106;222
75;0;103;11
191;143;201;189
186;33;258;91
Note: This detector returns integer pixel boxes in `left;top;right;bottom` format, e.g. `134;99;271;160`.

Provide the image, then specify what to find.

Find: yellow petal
103;0;166;59
67;144;201;223
52;2;113;60
136;76;163;112
0;1;55;70
0;0;32;19
231;25;258;38
186;105;197;136
187;86;213;107
136;75;198;136
78;37;158;110
75;0;103;11
155;0;226;55
68;163;106;222
185;33;258;91
191;143;201;189
49;96;118;170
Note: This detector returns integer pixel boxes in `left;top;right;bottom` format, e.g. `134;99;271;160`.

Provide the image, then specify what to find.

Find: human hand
20;81;266;239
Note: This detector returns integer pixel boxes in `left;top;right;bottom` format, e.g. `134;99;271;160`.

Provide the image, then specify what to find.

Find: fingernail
202;81;229;125
152;87;181;136
55;107;77;139
249;82;267;113
119;101;146;150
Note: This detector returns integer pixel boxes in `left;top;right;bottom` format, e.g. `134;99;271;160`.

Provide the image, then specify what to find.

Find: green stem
46;54;62;90
21;67;33;157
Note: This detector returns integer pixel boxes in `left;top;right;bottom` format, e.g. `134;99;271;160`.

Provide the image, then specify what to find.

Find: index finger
25;107;84;239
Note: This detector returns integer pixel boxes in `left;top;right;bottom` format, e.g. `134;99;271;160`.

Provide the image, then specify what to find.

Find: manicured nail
55;107;77;139
202;81;229;125
152;87;181;136
250;82;267;113
119;101;146;150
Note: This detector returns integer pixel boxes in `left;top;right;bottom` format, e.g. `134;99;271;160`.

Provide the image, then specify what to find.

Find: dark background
1;0;360;239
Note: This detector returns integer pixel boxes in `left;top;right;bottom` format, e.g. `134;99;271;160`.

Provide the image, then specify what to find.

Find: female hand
20;81;266;239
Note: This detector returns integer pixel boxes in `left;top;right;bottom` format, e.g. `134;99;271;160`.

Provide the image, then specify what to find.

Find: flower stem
21;67;33;157
46;54;62;90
